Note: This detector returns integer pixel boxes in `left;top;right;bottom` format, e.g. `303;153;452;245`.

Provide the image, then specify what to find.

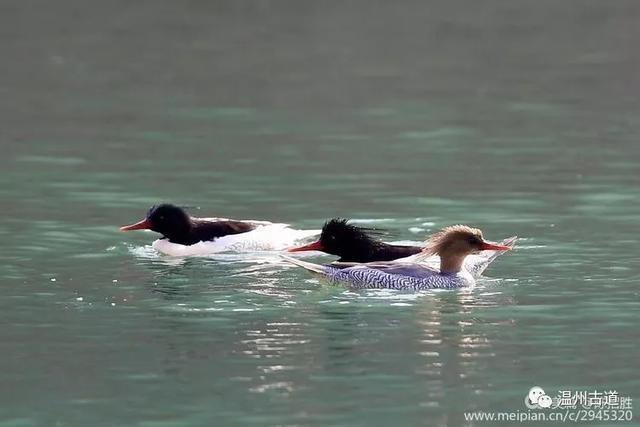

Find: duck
287;218;423;262
120;204;319;255
282;225;513;290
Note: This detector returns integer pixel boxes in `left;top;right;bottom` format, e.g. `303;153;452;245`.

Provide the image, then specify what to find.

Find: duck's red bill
287;240;324;252
479;241;511;251
120;218;152;231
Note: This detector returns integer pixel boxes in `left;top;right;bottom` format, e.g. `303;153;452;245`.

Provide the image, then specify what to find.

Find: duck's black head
288;218;381;258
120;204;192;239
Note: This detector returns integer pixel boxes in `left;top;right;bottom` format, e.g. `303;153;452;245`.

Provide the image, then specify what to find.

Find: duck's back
183;220;256;244
341;244;422;263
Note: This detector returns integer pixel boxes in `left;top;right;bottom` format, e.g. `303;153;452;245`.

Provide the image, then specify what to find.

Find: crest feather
321;218;385;244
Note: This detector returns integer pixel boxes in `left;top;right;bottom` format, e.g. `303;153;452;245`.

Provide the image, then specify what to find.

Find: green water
1;1;639;426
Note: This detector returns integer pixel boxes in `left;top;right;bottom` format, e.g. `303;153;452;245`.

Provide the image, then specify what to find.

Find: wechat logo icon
525;386;553;409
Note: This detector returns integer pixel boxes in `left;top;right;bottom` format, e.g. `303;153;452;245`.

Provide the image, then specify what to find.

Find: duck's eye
466;236;481;245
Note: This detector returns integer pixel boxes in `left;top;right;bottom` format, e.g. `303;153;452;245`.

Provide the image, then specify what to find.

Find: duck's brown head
423;225;511;272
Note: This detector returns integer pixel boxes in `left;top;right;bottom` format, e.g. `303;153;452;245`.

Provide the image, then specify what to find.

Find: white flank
151;223;319;256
